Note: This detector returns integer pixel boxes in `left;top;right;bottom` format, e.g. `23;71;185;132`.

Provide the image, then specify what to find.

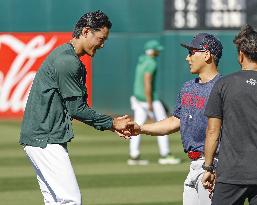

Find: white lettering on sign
0;35;57;112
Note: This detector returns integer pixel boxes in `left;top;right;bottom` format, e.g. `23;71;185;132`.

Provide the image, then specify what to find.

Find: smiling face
186;49;209;74
81;26;109;57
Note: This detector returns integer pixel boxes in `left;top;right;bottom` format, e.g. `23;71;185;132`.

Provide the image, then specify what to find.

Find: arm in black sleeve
65;96;113;131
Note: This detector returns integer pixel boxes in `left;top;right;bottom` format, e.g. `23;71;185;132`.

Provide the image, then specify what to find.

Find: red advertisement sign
0;33;92;119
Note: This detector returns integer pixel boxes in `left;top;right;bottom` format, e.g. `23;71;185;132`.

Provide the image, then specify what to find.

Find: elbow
68;107;78;119
67;104;84;120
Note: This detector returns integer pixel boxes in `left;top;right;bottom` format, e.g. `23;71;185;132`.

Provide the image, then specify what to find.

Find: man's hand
202;171;216;198
112;115;131;131
112;115;142;139
127;121;141;136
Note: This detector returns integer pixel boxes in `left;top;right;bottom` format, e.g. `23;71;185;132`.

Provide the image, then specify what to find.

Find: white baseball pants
183;157;217;205
129;96;170;158
24;144;82;205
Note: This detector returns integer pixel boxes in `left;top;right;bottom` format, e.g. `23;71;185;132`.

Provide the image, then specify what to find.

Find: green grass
0;120;249;205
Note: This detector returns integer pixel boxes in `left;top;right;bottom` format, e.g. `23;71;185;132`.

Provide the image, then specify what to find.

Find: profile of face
82;26;109;57
145;49;160;57
153;50;160;57
186;49;210;74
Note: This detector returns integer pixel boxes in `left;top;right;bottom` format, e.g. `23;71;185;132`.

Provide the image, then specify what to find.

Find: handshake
112;115;141;139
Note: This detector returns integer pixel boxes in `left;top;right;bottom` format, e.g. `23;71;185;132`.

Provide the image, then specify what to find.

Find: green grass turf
0;120;249;205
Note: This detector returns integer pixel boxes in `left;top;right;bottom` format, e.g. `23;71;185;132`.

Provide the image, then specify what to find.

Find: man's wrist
139;125;144;134
111;117;117;131
202;162;214;173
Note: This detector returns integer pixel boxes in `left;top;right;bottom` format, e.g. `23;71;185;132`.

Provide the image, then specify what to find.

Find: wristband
202;163;214;173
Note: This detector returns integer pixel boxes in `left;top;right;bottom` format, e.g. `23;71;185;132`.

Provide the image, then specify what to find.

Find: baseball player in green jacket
20;10;132;205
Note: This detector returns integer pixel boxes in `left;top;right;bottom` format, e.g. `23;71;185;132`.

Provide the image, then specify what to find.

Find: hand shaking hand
112;115;141;139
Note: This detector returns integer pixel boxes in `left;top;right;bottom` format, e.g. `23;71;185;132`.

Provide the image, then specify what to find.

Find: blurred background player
128;40;181;165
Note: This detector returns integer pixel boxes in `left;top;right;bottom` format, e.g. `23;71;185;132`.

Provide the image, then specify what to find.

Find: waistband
187;151;203;160
187;151;218;161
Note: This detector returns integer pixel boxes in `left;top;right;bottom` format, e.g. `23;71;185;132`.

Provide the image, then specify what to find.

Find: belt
187;151;203;160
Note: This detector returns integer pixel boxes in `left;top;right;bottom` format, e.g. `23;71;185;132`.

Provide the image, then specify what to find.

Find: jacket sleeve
54;54;83;99
65;96;113;131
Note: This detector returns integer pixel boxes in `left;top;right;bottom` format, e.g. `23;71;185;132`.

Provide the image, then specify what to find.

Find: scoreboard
164;0;257;30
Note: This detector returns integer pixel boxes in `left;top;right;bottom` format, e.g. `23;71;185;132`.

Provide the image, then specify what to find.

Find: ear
238;50;244;65
204;50;212;62
81;27;91;37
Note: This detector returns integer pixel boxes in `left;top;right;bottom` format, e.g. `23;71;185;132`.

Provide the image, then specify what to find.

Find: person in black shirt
202;25;257;205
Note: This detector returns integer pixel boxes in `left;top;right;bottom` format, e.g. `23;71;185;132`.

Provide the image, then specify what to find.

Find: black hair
72;10;112;38
233;25;257;62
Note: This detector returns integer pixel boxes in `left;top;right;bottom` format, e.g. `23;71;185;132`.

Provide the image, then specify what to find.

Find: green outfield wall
0;0;241;114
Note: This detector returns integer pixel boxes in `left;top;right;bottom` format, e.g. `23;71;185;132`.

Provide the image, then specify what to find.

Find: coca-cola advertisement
0;33;92;119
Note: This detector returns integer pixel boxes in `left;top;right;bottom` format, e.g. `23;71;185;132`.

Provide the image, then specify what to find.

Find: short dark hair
72;10;112;38
233;25;257;62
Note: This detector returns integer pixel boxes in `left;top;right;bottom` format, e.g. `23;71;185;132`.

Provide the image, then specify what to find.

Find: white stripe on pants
24;144;82;205
129;96;170;158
